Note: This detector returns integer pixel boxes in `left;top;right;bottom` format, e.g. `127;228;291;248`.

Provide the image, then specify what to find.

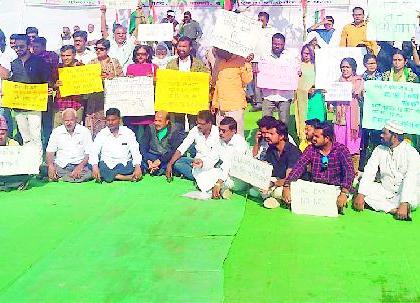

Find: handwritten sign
324;82;353;102
230;154;273;191
362;81;420;135
0;81;48;111
58;64;103;97
155;70;209;115
415;26;420;44
104;0;137;9
367;0;418;41
315;47;366;89
257;58;299;90
291;180;339;217
208;10;262;57
104;77;155;116
0;145;42;176
137;24;174;42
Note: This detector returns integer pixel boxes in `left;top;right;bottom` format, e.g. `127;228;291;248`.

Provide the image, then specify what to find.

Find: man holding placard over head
354;121;420;221
282;122;355;214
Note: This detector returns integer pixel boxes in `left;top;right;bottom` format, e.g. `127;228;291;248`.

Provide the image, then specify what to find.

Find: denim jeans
173;157;194;180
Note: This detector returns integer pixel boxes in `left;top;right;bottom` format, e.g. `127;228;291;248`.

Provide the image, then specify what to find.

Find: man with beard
249;118;301;209
282;121;355;213
354;121;420;221
46;108;92;183
299;118;320;151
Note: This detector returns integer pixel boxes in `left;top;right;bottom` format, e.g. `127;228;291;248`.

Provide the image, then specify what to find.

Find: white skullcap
167;11;175;17
384;120;404;134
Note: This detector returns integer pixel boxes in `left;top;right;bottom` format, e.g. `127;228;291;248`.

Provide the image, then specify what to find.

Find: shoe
263;197;280;209
221;189;232;199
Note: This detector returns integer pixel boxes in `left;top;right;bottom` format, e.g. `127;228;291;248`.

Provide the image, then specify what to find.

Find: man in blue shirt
307;16;336;44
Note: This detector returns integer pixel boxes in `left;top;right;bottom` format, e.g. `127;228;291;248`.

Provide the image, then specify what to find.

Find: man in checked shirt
282;121;355;214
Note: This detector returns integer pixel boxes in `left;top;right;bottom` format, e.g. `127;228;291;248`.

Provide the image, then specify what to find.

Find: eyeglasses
94;47;106;51
321;155;329;170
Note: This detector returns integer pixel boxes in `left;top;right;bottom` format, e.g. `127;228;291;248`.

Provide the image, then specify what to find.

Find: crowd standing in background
0;4;420;222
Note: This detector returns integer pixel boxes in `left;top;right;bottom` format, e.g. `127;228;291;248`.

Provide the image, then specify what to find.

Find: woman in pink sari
333;57;364;171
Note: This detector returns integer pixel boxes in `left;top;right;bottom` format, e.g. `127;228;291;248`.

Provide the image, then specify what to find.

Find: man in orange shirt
340;7;378;55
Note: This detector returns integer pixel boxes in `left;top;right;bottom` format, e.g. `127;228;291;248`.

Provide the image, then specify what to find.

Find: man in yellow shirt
299;118;320;152
340;7;378;55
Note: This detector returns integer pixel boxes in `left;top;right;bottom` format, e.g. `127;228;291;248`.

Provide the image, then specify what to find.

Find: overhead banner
0;81;48;111
104;0;138;9
25;0;100;6
362;81;420;135
58;64;103;97
155;70;209;115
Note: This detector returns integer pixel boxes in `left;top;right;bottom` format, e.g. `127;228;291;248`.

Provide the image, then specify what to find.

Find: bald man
46;108;93;182
139;111;186;175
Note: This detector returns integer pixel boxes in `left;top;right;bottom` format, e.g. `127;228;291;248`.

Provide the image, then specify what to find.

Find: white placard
209;10;262;57
103;0;137;9
137;23;174;42
291;180;339;217
104;77;155;116
315;47;366;89
324;82;353;102
230;154;273;191
257;58;300;90
0;145;42;176
415;27;420;44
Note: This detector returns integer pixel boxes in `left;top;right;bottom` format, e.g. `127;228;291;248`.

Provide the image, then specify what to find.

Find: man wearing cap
46;108;92;183
161;10;179;52
0;115;31;191
354;121;420;220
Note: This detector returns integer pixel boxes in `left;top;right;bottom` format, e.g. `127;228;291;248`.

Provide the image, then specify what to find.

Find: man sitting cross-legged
90;108;142;183
46;108;92;182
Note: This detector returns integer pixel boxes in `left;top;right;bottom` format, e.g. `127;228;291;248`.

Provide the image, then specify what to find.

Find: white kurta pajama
358;141;420;212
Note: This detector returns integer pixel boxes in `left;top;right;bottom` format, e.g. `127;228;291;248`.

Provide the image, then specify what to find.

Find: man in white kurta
354;121;420;220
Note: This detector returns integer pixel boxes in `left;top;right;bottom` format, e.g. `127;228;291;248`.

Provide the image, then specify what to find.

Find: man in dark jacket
140;111;186;175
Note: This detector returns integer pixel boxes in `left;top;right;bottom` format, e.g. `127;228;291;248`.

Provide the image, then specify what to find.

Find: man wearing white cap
354;121;420;220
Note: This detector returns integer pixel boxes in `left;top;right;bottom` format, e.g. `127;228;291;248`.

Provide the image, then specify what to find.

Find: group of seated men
1;107;419;221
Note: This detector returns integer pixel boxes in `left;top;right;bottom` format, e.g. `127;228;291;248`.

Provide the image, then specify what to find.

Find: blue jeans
141;152;168;175
99;161;134;183
173;157;194;180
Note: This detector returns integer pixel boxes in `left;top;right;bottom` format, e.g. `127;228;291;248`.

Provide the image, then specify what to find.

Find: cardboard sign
137;24;174;42
230;154;273;191
0;145;42;176
291;180;339;217
257;59;299;90
324;82;353;102
58;64;103;97
1;81;48;111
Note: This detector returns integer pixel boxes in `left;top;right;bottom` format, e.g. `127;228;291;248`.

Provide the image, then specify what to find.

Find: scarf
388;67;409;82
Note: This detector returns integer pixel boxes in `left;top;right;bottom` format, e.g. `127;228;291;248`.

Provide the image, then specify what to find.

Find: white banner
324;82;352;102
230;154;273;191
209;10;262;57
291;180;339;218
315;47;366;89
0;145;42;176
24;0;99;6
103;0;137;9
104;77;155;117
137;23;174;42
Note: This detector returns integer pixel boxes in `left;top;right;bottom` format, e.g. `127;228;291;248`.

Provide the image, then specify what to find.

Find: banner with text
0;146;42;176
315;47;366;89
137;23;174;42
104;0;138;9
324;82;352;102
209;10;262;57
367;0;418;41
155;70;209;115
25;0;99;6
362;81;420;135
257;58;299;90
58;64;103;97
230;154;273;191
291;180;339;217
1;81;48;111
104;77;155;116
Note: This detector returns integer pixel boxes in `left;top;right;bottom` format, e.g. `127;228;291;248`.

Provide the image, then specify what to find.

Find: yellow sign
58;64;103;97
1;81;48;111
155;70;210;115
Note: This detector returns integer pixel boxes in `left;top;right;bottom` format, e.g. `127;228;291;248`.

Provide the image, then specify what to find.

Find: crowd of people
0;5;419;221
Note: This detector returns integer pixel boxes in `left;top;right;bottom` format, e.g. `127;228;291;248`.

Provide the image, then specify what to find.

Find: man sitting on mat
90;108;142;183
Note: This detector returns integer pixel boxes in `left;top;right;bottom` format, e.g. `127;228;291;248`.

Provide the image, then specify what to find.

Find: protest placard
137;24;174;42
208;10;262;57
324;82;353;102
367;0;418;41
104;0;137;9
0;145;42;176
415;27;420;44
315;47;366;89
58;64;103;97
155;70;209;115
257;58;299;90
230;154;273;191
291;180;339;217
0;81;48;111
362;81;420;135
104;77;155;116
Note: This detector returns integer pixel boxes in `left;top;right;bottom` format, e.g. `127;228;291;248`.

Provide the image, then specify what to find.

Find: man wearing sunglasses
282;121;355;213
354;121;420;221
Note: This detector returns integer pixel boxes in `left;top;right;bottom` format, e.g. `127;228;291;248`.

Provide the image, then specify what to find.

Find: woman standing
333;57;364;171
124;45;158;140
86;39;123;137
